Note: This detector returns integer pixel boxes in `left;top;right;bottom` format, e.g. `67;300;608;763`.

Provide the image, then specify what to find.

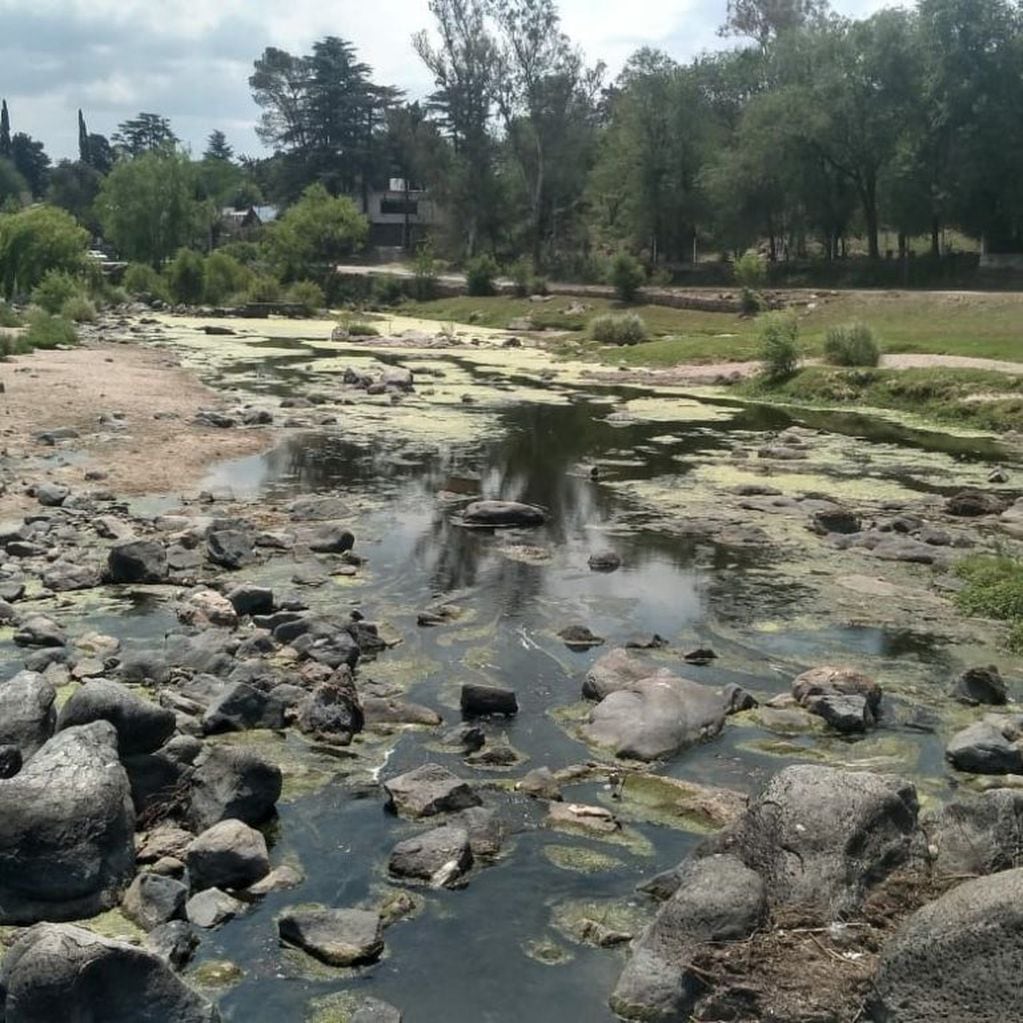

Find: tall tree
204;130;234;162
112;113;178;158
78;109;90;165
10;133;50;198
721;0;831;48
47;159;103;234
0;101;10;160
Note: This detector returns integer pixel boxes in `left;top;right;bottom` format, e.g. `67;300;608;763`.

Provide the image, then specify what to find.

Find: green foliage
0;204;88;299
245;275;282;303
591;312;649;345
286;280;325;315
511;258;532;298
31;270;82;314
122;263;169;300
216;241;264;267
530;275;549;297
0;158;28;208
0;301;22;327
371;274;405;306
466;254;499;297
336;314;380;337
167;248;206;304
733;251;767;290
757;313;801;382
823;322;881;367
267;184;368;280
955;557;1023;645
411;243;438;301
203;252;252;305
610;252;645;303
61;295;98;322
23;310;77;349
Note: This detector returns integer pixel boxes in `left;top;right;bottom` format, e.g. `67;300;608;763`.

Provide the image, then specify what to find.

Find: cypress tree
78;109;91;165
0;100;11;159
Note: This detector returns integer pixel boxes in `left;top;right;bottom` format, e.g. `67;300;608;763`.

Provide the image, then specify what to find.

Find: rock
517;766;562;801
206;528;252;569
185;819;270;892
202;682;285;734
297;677;364;743
811;507;861;534
180;589;238;628
107;539;168;584
610;855;766;1022
0;722;135;924
0;744;22;778
625;633;669;650
548;802;619;836
122;872;188;931
362;698;442;727
388;825;473;885
242;408;273;425
308;524;355;553
381;366;414;391
0;923;220;1022
582;677;732;761
226;584;274;617
185;887;244;928
384;763;482;819
145;920;199;970
583;647;678;701
708;764;918;917
792;665;881;731
277;906;384;966
247;863;304;896
946;489;1007;517
350;997;403;1023
195;410;236;428
460;682;518;717
0;670;55;758
588;550;622;572
558;625;605;650
36;482;69;507
682;647;716;665
806;693;872;733
189;745;283;832
42;560;102;592
288;495;351;521
460;500;546;528
946;718;1023;775
867;868;1023;1023
871;536;944;564
928;789;1023;876
441;724;485;753
57;679;176;755
953;665;1008;706
13;614;66;648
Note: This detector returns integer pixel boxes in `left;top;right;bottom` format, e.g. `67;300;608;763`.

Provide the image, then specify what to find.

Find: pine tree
204;130;234;162
78;109;91;165
0;100;11;159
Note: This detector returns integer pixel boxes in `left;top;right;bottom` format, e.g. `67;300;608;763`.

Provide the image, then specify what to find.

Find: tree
112;113;178;158
721;0;831;48
384;102;448;249
10;133;50;198
0;159;27;210
266;182;368;279
96;150;197;267
204;130;234;162
0;101;9;160
47;160;103;233
0;204;89;298
85;133;113;175
78;110;90;165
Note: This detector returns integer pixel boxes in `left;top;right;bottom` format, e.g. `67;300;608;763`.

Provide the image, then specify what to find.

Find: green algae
543;844;625;874
523;937;575;966
605;772;747;833
188;959;245;990
550;897;651;948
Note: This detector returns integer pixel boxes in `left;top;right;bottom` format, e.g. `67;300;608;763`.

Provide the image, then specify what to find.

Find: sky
0;0;901;162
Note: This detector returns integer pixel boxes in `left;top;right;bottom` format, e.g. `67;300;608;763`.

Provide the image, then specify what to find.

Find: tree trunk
930;217;941;258
863;185;880;261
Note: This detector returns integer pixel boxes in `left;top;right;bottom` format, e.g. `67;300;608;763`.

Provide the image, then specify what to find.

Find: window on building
380;199;419;216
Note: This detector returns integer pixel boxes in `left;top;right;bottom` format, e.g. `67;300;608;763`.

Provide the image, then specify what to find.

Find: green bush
530;275;549;296
591;312;648;345
245;275;282;303
955;556;1023;621
0;302;22;327
610;251;645;302
217;241;264;267
733;251;767;290
510;258;532;298
412;244;438;301
823;322;882;367
466;254;499;297
336;315;380;338
23;311;77;349
204;252;252;305
123;263;169;300
371;273;405;306
286;280;325;315
31;271;82;314
167;248;206;304
61;296;98;323
757;314;801;382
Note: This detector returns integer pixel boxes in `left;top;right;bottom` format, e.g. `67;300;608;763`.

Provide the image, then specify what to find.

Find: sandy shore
0;340;273;514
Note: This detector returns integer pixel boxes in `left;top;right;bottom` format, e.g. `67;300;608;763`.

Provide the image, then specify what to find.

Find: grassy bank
739;366;1023;432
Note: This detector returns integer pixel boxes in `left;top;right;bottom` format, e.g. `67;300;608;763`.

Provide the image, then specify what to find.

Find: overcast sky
0;0;901;162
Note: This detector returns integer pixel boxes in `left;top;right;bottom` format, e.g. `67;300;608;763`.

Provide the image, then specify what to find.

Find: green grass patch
23;311;77;350
954;555;1023;653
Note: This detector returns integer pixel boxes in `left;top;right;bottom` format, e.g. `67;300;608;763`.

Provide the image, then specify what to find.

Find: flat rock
384;763;481;818
388;825;473;885
277;905;384;966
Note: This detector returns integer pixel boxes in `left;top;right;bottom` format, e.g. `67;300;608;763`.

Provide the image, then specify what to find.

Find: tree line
2;0;1023;281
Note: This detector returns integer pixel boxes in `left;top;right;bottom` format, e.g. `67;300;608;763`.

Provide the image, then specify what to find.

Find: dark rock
226;584;274;617
588;550;622;572
185;887;244;928
558;625;605;650
362;698;442;727
145;920;199;970
277;906;384;966
36;482;69;507
121;749;188;815
122;872;188;931
806;693;872;733
189;746;282;831
202;325;235;336
792;665;881;730
297;676;364;743
307;524;355;554
0;743;22;778
946;718;1023;775
953;666;1008;706
441;724;485;753
460;683;518;717
206;529;252;569
928;789;1023;876
384;763;482;819
185;819;270;892
388;824;473;885
107;540;168;584
946;489;1007;517
57;679;176;755
0;670;55;759
195;410;236;428
0;923;220;1022
682;647;716;665
13;614;66;648
460;500;546;528
242;408;273;425
202;682;285;734
0;722;135;924
811;507;861;534
625;633;669;650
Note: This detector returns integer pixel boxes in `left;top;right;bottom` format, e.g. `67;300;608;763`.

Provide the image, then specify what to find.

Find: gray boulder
0;671;55;759
42;560;103;592
201;681;285;734
388;825;473;885
184;887;244;929
185;819;269;892
946;717;1023;775
13;615;66;648
57;679;176;755
35;482;69;507
0;922;220;1022
226;584;274;617
460;500;546;528
384;763;481;819
107;540;168;584
583;647;679;701
867;868;1023;1023
953;666;1008;706
0;722;135;923
296;677;363;743
277;905;384;966
307;524;355;553
792;666;882;732
121;872;188;931
189;745;283;831
926;788;1023;876
206;529;252;569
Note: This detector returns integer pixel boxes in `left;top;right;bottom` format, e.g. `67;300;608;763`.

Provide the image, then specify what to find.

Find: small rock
460;683;518;717
185;819;270;893
185;887;244;928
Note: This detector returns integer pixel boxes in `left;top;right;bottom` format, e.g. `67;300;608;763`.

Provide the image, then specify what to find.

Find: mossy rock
188;959;244;990
550;897;651;948
522;937;575;966
543;844;624;874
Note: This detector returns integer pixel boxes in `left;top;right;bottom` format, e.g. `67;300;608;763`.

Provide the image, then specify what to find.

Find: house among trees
218;204;278;240
360;179;439;251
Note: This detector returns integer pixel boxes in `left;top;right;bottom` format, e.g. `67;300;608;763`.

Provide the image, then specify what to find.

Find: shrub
758;314;801;382
371;273;404;306
510;258;532;298
23;311;77;349
412;243;438;301
823;322;882;367
204;252;252;305
466;254;499;297
733;251;767;290
0;302;22;327
31;271;81;314
954;556;1023;622
591;312;648;345
286;280;325;315
61;296;98;323
245;275;282;303
529;275;549;296
336;315;380;338
167;248;206;304
123;263;169;300
610;251;645;302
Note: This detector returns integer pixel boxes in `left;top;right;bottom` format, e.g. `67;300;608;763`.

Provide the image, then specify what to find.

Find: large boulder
185;819;270;892
188;745;282;832
0;670;56;759
953;665;1008;706
867;868;1023;1023
0;722;135;923
610;855;766;1021
296;676;363;744
926;788;1023;876
946;717;1023;775
57;679;176;755
277;906;384;967
205;529;252;569
708;764;918;918
388;825;473;885
583;647;679;701
383;763;481;819
460;500;546;528
581;677;731;761
201;682;286;734
107;540;168;584
791;665;882;733
0;923;220;1022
